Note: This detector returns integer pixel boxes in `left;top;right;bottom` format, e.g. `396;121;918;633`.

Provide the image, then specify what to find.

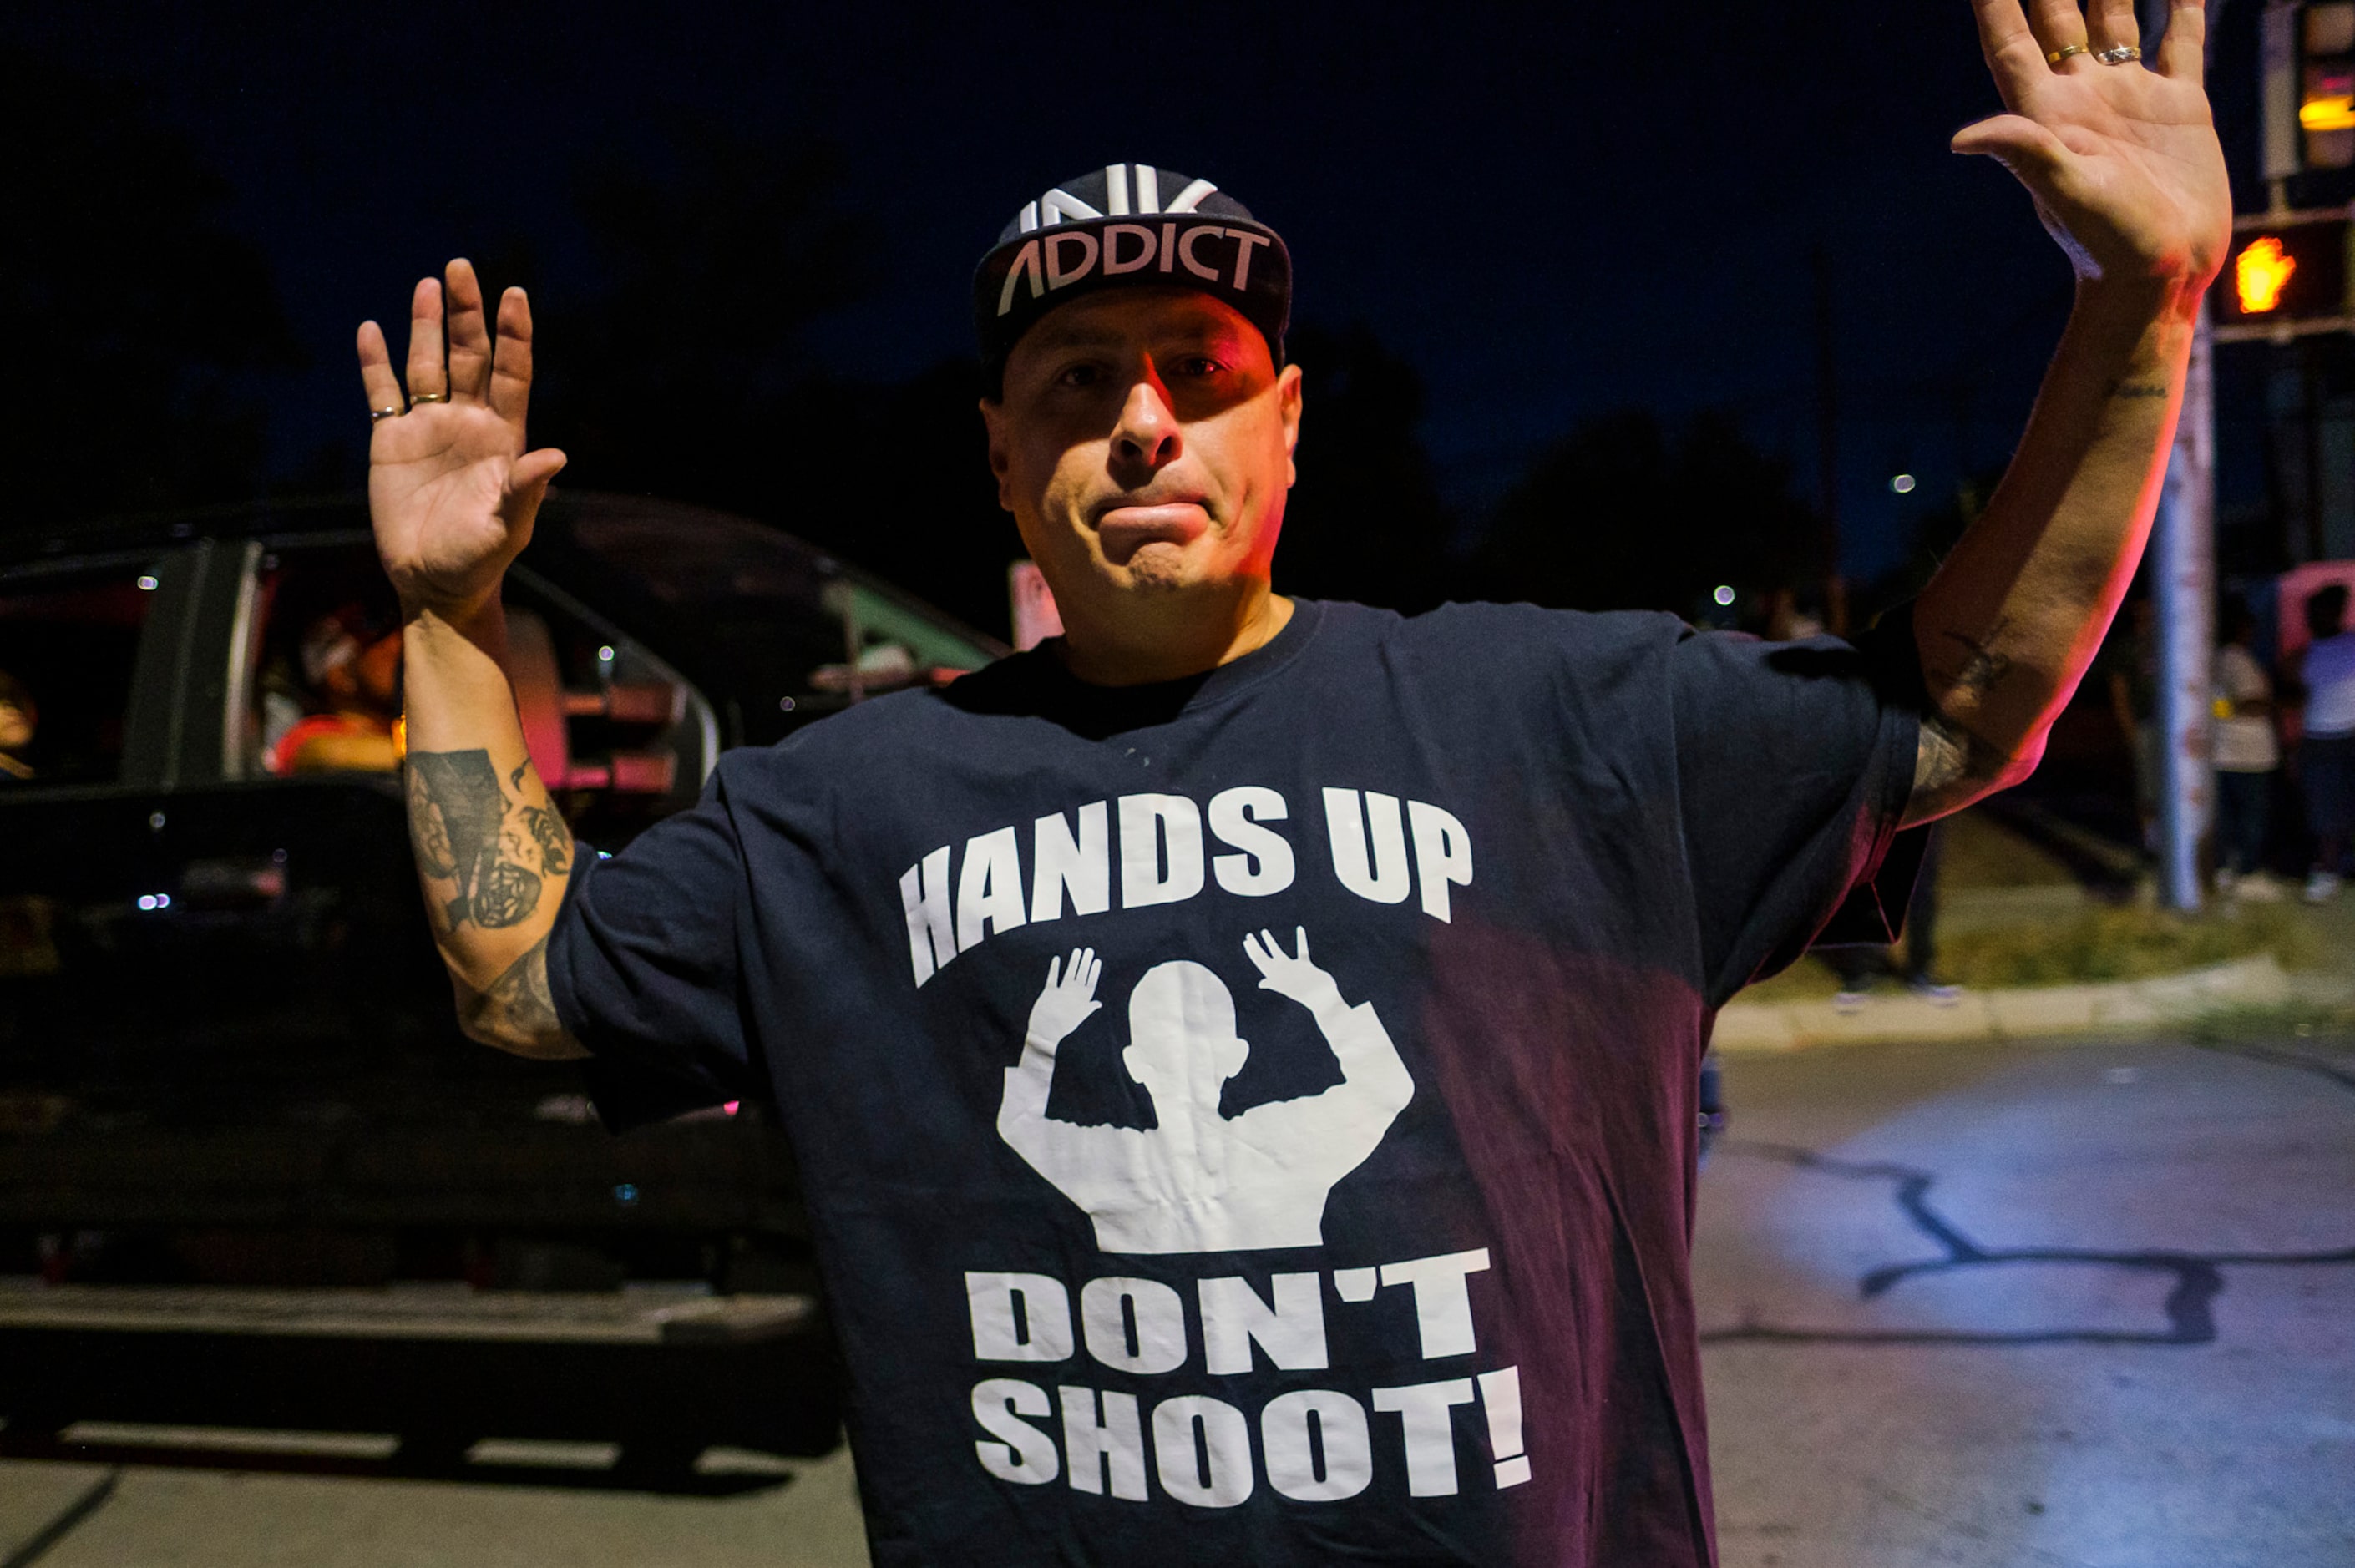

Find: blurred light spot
2235;235;2297;314
1891;473;1917;494
597;849;613;860
149;812;166;831
533;1093;597;1125
136;574;160;592
60;1423;398;1459
778;696;797;712
468;1438;620;1469
722;1100;740;1117
596;645;616;663
614;1183;640;1206
136;893;171;911
1712;585;1736;607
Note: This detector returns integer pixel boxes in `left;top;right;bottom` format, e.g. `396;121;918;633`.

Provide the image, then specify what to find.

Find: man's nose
1110;374;1182;473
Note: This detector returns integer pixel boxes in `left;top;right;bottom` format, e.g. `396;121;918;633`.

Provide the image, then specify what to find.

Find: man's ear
978;397;1015;513
1278;363;1304;489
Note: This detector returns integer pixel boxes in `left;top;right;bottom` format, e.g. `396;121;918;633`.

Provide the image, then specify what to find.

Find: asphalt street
2;1028;2348;1567
1701;1029;2355;1568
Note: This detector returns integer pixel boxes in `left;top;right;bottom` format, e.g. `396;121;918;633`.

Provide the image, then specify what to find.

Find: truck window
242;544;406;779
534;499;1003;746
0;562;163;787
241;539;717;847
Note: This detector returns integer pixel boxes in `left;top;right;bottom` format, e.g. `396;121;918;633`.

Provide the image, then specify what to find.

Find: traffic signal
2215;210;2353;339
2306;3;2355;169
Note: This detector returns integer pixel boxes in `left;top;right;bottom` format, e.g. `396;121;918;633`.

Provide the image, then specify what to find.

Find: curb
1713;954;2353;1054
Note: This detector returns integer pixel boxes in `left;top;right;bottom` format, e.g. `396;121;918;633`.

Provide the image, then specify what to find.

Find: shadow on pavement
1701;1138;2355;1348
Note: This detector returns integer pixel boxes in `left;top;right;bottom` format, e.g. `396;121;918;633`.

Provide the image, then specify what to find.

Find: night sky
14;1;2261;582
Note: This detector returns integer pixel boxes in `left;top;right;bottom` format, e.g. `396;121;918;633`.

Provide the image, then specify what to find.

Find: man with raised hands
357;3;2225;1560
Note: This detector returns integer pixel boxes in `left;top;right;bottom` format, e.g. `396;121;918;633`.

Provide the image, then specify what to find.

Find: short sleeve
2222;646;2269;702
1670;619;1921;1008
547;777;755;1133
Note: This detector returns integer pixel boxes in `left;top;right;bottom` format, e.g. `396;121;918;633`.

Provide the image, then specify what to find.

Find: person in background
1826;824;1958;1010
269;609;404;775
2211;599;2282;901
2297;584;2355;903
0;671;36;781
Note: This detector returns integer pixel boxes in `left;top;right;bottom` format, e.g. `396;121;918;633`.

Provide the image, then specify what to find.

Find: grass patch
1738;958;1844;1004
1736;902;2329;1002
1942;903;2320;989
1938;809;2079;889
2184;999;2355;1044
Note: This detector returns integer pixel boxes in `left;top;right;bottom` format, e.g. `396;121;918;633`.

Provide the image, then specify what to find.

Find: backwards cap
973;163;1290;396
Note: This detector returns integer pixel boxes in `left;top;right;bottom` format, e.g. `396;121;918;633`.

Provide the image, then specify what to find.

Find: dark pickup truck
0;492;1001;1473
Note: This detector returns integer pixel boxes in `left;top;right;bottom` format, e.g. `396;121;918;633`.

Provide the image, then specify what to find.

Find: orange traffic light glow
2235;236;2298;314
2302;91;2355;132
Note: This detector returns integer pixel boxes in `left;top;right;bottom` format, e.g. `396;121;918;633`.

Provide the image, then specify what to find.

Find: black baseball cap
974;163;1290;397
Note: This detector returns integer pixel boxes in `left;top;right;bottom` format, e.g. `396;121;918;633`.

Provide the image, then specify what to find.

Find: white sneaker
2305;870;2343;904
1908;979;1964;1007
2236;871;2287;903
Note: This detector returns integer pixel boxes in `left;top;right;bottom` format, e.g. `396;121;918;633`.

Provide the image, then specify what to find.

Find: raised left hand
1957;0;2231;291
1243;927;1341;1011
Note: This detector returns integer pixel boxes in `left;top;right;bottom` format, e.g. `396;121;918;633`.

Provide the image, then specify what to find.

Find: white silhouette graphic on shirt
996;928;1415;1254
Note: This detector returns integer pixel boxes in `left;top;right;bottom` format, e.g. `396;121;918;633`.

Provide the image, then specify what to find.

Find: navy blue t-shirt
549;599;1918;1566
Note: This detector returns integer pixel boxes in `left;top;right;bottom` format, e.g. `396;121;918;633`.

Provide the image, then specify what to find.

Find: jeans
2215;768;2271;876
2304;734;2355;848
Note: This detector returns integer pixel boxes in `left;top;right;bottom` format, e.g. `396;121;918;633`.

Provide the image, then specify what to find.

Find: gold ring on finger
2095;45;2140;64
409;391;448;404
370;406;403;422
2047;43;2089;63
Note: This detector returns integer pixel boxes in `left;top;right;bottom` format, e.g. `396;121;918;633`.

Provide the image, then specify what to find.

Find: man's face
981;287;1302;625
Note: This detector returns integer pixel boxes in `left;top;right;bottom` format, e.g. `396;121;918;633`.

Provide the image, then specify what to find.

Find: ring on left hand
370;406;403;422
409;391;448;404
2047;43;2089;64
2094;45;2140;64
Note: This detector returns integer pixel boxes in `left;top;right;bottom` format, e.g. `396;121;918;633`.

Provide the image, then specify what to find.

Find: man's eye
1176;356;1226;377
1056;364;1104;389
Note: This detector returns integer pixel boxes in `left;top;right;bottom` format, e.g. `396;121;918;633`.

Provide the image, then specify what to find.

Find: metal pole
2149;0;2220;912
2155;298;2216;911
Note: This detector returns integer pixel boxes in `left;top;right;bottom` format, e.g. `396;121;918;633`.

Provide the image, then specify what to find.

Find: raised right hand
1026;948;1103;1051
357;259;565;620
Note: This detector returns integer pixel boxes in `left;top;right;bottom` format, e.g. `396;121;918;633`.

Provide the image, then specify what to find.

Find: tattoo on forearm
457;934;572;1050
406;747;544;930
2110;381;2170;401
522;803;572;878
1913;620;2030;814
1937;625;2016;701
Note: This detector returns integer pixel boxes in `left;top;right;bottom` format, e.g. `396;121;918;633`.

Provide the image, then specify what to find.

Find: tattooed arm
1906;3;2230;827
1903;286;2197;827
403;612;585;1060
357;256;582;1059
